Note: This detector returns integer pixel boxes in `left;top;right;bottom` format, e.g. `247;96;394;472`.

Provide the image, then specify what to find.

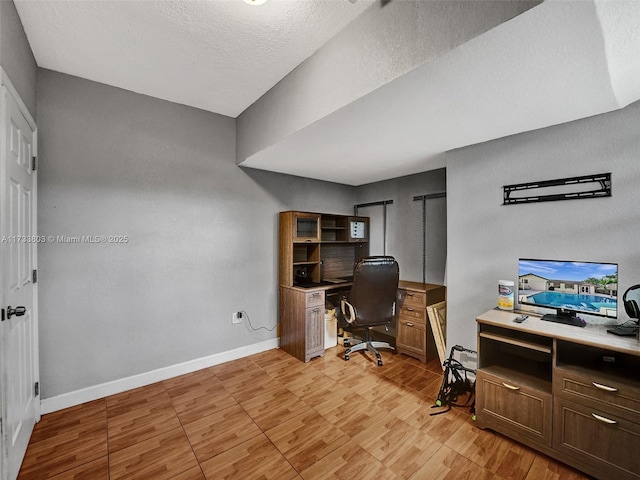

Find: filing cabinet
395;281;446;363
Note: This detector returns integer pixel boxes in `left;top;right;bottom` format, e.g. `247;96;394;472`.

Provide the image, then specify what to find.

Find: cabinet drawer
396;319;426;362
398;308;426;324
554;397;640;479
554;367;640;422
397;319;426;350
401;290;426;308
476;370;552;447
305;290;325;308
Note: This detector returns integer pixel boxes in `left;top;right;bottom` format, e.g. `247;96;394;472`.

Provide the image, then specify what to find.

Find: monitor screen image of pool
518;259;618;323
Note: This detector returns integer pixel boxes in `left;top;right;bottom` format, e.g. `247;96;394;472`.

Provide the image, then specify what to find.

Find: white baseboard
40;338;279;415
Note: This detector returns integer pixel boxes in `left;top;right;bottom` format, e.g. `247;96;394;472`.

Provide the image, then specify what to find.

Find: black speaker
623;284;640;319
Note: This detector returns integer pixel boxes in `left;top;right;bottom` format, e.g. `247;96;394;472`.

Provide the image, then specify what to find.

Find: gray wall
446;100;640;352
355;167;447;285
237;0;540;164
37;69;355;399
0;0;37;119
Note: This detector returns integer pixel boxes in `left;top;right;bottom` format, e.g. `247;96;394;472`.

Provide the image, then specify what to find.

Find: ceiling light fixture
243;0;268;5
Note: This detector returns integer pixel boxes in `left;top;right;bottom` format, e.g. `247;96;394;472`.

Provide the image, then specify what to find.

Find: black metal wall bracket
503;173;611;205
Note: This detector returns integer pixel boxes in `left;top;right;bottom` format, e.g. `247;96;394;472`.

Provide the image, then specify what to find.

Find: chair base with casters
342;326;394;366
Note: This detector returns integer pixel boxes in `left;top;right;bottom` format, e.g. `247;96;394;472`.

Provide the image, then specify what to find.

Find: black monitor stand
541;309;586;327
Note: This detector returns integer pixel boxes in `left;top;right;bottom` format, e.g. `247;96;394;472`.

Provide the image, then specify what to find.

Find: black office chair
340;256;399;366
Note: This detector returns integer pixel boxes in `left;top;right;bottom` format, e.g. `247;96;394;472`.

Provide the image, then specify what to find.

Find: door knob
7;306;26;319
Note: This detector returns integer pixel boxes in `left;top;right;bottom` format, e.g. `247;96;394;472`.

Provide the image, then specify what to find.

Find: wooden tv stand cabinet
476;309;640;480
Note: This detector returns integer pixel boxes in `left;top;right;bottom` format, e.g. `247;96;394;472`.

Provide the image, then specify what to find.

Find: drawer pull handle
591;413;617;425
406;322;414;327
407;293;415;297
502;382;520;391
592;382;618;392
406;307;415;312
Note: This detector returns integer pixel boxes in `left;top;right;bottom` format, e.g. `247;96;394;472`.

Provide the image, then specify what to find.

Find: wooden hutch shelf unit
279;211;369;362
476;309;640;480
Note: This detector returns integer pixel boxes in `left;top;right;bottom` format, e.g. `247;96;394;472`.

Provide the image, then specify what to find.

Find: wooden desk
279;210;370;362
279;281;446;363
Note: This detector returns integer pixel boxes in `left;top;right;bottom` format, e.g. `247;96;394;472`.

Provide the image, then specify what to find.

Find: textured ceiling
14;0;375;118
240;0;640;185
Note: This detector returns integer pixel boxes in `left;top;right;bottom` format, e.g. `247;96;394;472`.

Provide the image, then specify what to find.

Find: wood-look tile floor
18;347;592;480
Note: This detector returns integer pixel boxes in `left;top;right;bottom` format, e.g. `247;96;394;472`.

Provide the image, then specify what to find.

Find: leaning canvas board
427;301;447;367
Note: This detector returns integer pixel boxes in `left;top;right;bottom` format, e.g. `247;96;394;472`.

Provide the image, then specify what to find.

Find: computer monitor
518;258;618;323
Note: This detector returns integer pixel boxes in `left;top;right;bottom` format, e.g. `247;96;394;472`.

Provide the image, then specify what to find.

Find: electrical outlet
232;312;242;324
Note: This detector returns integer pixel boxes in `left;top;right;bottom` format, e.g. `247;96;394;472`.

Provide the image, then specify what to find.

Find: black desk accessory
606;325;639;337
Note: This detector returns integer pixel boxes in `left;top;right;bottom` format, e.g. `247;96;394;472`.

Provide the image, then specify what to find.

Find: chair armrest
341;298;356;324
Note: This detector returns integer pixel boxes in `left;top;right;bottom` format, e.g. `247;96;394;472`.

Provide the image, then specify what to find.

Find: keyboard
541;315;586;327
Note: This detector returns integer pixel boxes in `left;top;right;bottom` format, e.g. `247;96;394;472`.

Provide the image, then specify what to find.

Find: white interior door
1;75;39;480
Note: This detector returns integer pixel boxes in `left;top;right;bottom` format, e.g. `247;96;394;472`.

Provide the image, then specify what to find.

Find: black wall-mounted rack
413;192;446;284
354;199;393;255
503;173;611;205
